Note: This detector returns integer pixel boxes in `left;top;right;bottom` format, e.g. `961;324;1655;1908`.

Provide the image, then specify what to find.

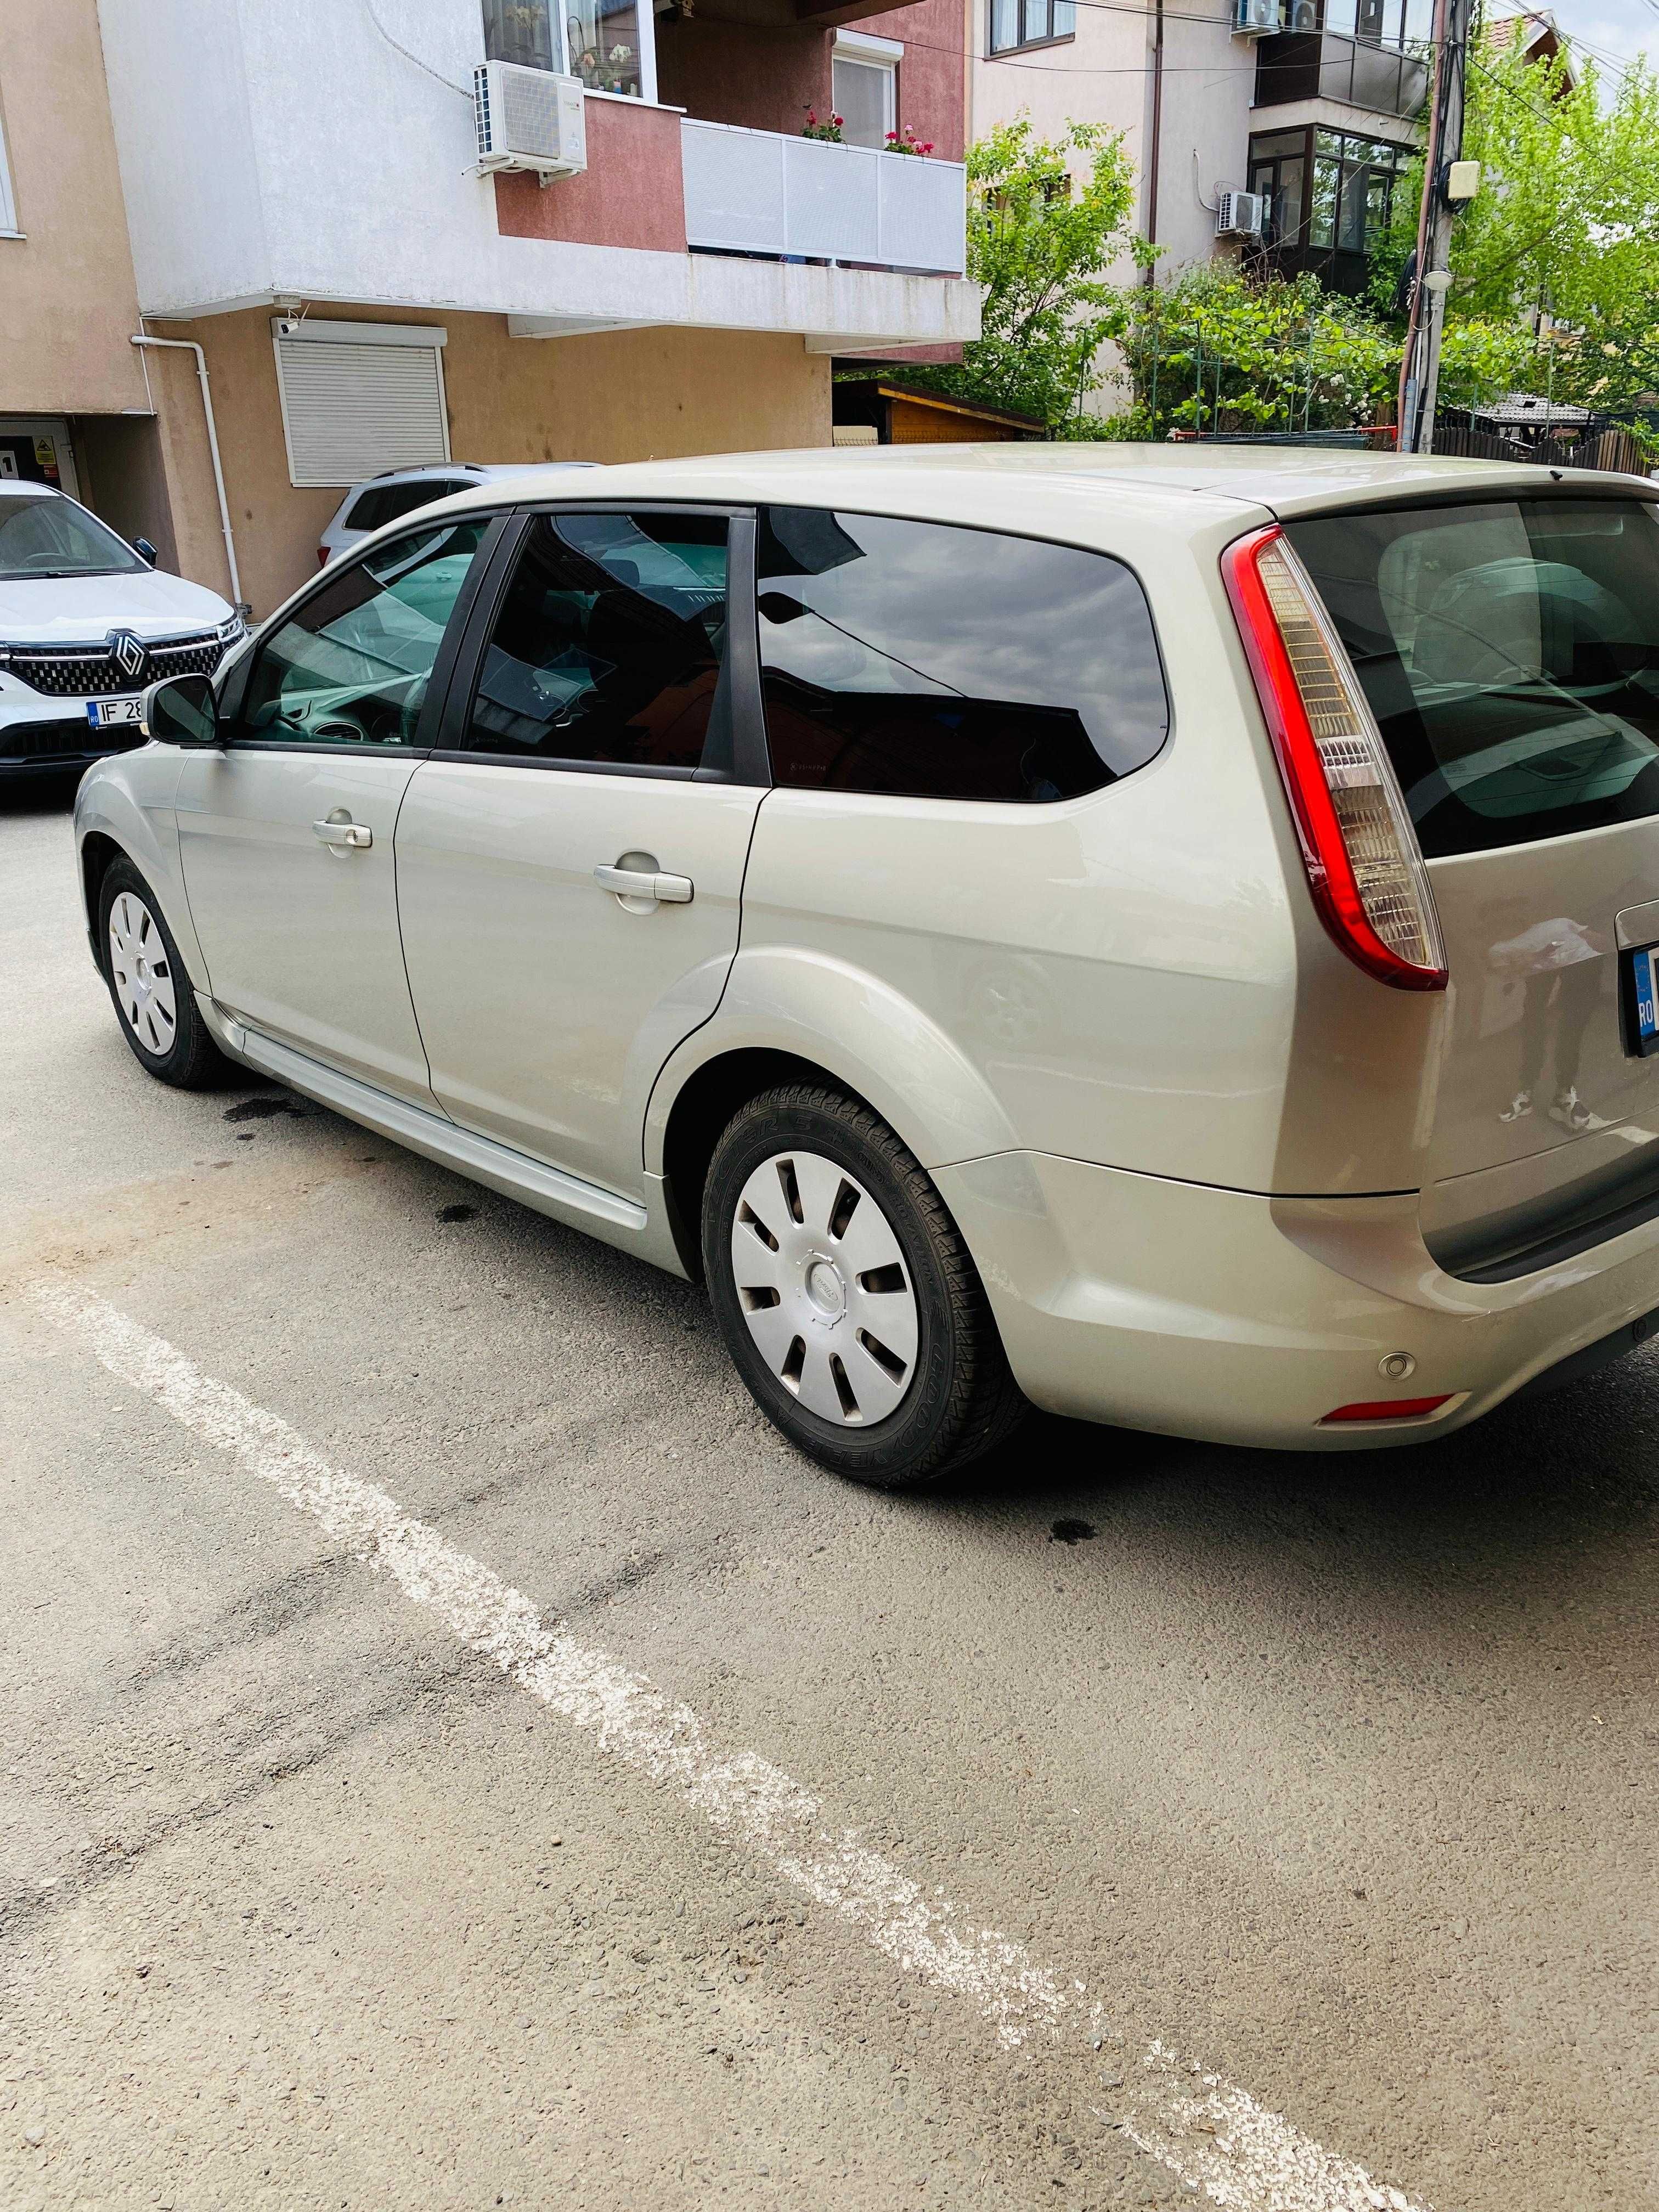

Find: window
461;511;731;772
564;0;647;95
482;0;561;69
0;101;18;236
988;0;1074;53
1247;129;1307;250
1286;500;1659;858
1307;129;1409;253
345;479;473;533
241;521;489;749
832;55;896;150
756;509;1167;803
272;320;450;491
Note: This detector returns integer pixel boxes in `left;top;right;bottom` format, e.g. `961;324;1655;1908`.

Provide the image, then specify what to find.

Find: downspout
130;332;244;611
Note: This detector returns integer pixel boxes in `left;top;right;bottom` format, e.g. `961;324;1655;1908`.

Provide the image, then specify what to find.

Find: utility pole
1396;0;1476;452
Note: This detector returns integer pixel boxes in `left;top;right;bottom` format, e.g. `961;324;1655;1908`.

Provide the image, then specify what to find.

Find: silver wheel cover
108;892;178;1058
730;1148;920;1426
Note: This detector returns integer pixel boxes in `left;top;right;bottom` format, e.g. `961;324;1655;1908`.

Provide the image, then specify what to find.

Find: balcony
680;122;967;279
1254;30;1428;120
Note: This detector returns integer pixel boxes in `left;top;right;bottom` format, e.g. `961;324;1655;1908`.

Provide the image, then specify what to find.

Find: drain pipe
130;333;244;612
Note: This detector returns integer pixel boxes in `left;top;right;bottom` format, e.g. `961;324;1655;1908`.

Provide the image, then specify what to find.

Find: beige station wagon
74;444;1659;1484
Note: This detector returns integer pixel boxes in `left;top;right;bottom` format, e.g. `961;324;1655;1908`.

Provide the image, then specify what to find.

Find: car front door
176;517;496;1103
394;505;766;1197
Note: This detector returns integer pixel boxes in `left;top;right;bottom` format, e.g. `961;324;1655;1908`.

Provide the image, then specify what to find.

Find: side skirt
199;995;690;1279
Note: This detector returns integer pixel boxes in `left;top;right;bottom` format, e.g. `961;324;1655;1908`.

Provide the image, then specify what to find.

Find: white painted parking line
29;1278;1429;2212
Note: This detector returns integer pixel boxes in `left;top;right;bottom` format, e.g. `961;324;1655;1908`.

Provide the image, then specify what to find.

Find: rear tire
99;859;228;1089
702;1084;1026;1487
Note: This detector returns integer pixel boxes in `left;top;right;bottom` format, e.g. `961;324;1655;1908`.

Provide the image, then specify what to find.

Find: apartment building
969;0;1427;312
0;1;226;585
2;0;975;618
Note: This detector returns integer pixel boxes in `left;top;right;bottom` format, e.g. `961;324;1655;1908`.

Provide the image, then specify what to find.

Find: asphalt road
3;781;1656;2212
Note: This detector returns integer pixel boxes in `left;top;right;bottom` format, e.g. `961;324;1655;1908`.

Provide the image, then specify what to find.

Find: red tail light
1321;1395;1452;1424
318;549;330;568
1222;524;1447;993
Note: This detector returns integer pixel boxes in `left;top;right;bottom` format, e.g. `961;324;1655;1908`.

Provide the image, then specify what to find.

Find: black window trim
752;500;1175;802
428;500;770;786
223;510;514;758
985;0;1075;55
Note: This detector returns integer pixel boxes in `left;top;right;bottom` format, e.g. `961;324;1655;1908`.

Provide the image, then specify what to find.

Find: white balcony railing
680;121;967;279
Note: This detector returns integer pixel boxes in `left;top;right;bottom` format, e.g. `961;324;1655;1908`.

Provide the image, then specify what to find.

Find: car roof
416;441;1656;533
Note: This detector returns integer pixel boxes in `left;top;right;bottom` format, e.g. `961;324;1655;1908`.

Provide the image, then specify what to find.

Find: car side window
345;479;472;533
755;507;1170;803
460;510;731;772
240;520;489;749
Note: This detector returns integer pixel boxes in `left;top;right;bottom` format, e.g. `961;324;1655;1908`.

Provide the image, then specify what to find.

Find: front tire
99;859;228;1089
702;1084;1026;1487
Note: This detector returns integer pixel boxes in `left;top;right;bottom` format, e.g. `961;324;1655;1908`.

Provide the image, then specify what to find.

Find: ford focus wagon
74;445;1659;1485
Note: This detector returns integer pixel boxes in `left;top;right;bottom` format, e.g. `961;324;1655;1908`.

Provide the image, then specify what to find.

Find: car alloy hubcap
730;1149;919;1426
108;892;177;1057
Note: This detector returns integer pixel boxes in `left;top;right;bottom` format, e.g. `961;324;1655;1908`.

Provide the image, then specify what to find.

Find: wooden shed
832;380;1044;446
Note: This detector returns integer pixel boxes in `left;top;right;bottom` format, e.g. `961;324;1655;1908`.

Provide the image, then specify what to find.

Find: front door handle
594;863;693;905
313;817;372;850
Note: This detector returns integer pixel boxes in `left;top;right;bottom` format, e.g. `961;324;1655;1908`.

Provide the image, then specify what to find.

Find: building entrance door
0;417;78;498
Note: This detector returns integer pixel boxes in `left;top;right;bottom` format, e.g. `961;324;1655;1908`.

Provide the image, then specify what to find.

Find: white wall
96;0;978;346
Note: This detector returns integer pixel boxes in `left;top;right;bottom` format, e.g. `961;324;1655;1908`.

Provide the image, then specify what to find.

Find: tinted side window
241;520;488;748
346;479;471;532
462;511;730;771
756;508;1169;803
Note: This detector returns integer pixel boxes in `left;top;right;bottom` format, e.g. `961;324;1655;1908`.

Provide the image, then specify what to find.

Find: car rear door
393;504;765;1198
1288;489;1659;1272
176;515;498;1104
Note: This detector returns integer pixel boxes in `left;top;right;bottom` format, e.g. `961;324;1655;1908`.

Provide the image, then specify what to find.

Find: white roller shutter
272;318;450;489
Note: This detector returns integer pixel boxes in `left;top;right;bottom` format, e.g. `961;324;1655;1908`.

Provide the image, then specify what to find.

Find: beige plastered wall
154;305;832;619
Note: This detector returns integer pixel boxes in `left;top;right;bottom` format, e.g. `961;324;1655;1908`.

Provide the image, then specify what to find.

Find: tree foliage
889;117;1138;430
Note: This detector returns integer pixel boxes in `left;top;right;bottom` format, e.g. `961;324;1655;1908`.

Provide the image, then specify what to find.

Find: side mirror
134;537;159;567
142;672;219;749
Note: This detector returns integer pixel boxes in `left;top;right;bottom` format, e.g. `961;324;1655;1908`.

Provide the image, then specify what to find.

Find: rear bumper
936;1150;1659;1451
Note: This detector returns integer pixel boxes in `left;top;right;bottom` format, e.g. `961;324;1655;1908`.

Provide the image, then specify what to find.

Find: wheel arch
647;949;1023;1280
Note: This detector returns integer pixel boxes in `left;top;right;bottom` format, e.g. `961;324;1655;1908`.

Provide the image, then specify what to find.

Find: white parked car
317;461;597;568
74;447;1659;1484
0;481;243;780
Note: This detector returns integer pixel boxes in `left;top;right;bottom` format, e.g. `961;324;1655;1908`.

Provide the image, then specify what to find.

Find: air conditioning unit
1285;0;1319;27
1216;190;1265;238
473;59;588;180
1232;0;1279;34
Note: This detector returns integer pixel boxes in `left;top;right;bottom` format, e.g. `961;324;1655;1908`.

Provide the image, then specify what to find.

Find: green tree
887;117;1139;430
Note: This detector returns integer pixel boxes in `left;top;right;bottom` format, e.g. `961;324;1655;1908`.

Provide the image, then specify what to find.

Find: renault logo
108;629;147;684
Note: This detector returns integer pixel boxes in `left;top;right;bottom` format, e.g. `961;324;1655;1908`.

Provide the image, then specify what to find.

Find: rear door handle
313;818;372;850
594;864;693;905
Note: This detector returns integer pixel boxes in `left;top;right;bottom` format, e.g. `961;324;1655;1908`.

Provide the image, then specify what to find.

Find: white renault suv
71;448;1659;1485
0;481;242;780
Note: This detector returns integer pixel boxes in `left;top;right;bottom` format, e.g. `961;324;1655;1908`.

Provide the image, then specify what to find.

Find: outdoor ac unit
473;60;588;180
1285;0;1319;28
1216;190;1265;238
1232;0;1279;34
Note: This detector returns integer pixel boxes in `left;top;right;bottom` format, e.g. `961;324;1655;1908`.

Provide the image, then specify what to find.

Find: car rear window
345;478;471;533
1286;497;1659;859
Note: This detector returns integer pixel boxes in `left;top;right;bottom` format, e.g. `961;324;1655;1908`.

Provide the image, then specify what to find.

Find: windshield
0;494;146;582
1285;498;1659;859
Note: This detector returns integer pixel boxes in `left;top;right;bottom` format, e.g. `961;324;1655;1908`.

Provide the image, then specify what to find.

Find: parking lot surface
3;786;1657;2212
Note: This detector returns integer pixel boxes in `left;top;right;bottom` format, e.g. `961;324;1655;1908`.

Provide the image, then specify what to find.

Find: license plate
86;696;143;729
1624;942;1659;1056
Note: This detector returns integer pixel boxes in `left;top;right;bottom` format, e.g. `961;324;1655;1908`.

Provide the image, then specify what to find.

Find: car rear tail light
1222;524;1447;992
1321;1395;1452;1424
